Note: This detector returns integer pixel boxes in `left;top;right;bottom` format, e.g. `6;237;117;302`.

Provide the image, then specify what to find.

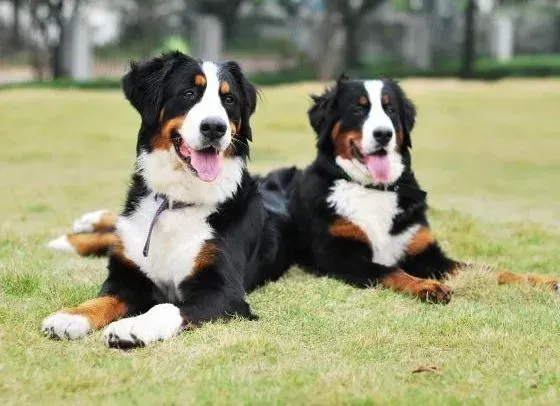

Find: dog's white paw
47;235;75;253
72;209;110;233
42;313;91;340
103;304;183;349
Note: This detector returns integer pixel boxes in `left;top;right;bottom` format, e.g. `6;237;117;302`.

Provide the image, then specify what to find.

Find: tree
29;0;84;79
333;0;387;69
193;0;246;43
10;0;25;49
460;0;477;78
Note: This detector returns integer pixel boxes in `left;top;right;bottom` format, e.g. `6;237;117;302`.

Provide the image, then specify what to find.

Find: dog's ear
391;80;416;149
223;61;258;141
308;74;347;140
122;53;178;127
308;83;341;152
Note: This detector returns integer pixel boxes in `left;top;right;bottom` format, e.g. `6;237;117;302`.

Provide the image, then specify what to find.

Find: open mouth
171;133;222;182
350;140;387;163
349;140;390;184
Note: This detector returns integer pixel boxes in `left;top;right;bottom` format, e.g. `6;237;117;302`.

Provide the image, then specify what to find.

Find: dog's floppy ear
122;53;178;127
223;60;257;141
308;73;347;137
391;80;416;149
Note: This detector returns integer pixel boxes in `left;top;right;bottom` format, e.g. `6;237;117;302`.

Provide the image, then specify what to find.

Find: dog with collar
42;52;294;348
262;76;463;303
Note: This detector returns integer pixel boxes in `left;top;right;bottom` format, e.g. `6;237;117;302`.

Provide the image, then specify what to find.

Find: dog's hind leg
47;231;120;256
498;271;560;294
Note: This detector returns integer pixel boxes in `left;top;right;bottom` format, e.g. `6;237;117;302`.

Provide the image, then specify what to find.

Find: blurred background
0;0;559;86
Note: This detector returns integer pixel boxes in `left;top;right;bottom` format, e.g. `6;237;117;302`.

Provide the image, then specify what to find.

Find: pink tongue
365;154;390;183
190;150;222;182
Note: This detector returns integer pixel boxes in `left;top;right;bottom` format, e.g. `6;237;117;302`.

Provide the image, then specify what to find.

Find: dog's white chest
117;195;214;300
327;180;419;267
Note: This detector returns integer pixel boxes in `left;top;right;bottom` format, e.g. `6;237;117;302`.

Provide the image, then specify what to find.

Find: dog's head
309;76;416;186
123;52;256;184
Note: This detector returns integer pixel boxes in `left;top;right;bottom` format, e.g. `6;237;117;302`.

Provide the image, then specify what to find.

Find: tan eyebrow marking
220;81;231;94
194;74;206;86
359;96;368;105
382;94;390;104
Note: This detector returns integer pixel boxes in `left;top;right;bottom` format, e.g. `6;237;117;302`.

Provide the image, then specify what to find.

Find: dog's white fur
72;209;111;233
103;303;183;347
327;179;419;267
42;313;91;340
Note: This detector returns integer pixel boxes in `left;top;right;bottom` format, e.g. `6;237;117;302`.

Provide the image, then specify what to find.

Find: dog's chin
172;135;225;183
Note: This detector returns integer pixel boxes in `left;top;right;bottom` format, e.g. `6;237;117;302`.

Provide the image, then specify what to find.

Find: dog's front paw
415;280;452;304
42;313;91;340
72;209;112;233
103;304;183;349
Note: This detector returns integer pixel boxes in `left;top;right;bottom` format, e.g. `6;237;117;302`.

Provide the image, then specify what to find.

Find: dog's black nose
373;128;392;146
200;117;227;141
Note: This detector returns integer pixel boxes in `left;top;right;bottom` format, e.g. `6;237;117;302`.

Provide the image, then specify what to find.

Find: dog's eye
224;94;235;105
352;106;365;116
385;104;395;114
182;89;196;100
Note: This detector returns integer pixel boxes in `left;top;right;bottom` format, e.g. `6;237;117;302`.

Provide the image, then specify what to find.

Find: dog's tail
47;209;118;257
255;166;302;219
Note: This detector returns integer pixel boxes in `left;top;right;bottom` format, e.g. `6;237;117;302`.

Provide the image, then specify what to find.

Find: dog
260;76;463;303
42;52;294;348
261;76;560;301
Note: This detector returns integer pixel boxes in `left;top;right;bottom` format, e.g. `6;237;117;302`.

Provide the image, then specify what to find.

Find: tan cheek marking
220;81;231;94
64;296;127;329
153;116;185;150
193;242;219;274
396;127;405;150
406;227;435;256
329;218;369;245
195;74;206;87
67;233;119;256
331;121;362;160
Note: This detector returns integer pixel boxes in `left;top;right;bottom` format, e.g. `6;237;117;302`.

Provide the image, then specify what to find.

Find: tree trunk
11;0;22;48
315;1;341;80
460;0;477;79
343;17;361;69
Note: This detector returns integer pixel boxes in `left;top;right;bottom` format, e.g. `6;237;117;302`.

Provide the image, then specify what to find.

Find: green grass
1;80;560;405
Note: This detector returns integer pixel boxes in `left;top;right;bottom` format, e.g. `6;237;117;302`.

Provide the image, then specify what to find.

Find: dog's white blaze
103;303;183;347
180;61;231;151
327;179;419;267
361;80;395;153
336;80;404;185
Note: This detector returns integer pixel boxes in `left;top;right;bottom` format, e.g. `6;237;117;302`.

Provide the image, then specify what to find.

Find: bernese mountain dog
262;76;463;303
262;76;560;301
42;52;294;348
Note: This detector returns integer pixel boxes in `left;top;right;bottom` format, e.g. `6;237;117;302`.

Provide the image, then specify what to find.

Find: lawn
1;79;560;405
